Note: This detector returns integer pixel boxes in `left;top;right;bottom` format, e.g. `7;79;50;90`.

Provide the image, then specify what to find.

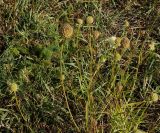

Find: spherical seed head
110;36;117;42
62;23;73;38
122;37;130;49
100;55;106;63
77;18;83;25
115;37;122;47
115;52;121;61
151;92;159;102
149;41;155;51
93;30;101;40
10;83;18;93
86;16;94;24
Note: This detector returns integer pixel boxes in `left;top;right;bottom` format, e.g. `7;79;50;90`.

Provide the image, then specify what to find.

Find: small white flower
107;36;117;47
110;36;117;42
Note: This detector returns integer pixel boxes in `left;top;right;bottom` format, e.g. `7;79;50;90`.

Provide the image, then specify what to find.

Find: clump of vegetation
0;0;160;132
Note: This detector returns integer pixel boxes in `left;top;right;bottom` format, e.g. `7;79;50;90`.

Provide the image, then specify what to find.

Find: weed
0;0;160;133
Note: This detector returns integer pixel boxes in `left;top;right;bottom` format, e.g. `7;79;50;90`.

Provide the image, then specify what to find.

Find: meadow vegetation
0;0;160;132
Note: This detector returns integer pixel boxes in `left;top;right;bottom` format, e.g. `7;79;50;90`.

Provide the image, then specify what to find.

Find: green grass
0;0;160;133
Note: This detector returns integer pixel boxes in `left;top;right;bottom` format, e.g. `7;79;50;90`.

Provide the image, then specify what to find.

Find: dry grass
0;0;160;133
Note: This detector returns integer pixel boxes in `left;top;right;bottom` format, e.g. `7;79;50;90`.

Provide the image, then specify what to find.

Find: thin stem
60;44;80;132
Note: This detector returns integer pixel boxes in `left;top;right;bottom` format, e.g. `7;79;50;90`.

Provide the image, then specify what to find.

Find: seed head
115;37;122;47
149;41;155;51
77;18;83;25
60;74;65;81
100;55;106;63
86;16;94;24
151;92;159;102
93;30;101;40
62;23;73;38
115;52;121;61
108;36;116;45
117;84;123;92
10;82;18;93
122;37;130;49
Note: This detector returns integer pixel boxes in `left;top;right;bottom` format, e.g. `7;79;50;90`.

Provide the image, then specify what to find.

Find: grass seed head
62;23;73;38
86;16;94;24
